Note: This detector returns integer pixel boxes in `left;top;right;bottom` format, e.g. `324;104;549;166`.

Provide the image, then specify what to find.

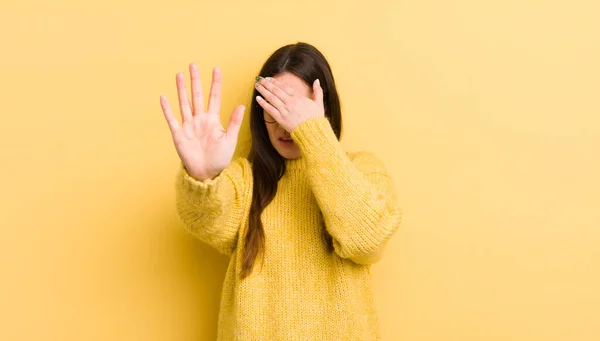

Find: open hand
160;63;245;181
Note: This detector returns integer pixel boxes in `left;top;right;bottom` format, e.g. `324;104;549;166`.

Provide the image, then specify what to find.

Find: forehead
273;72;311;96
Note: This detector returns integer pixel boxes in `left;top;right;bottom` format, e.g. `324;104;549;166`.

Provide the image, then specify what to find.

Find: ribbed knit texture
175;117;402;340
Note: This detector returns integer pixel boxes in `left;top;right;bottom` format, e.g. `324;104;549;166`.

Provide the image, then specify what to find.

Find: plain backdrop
1;0;599;340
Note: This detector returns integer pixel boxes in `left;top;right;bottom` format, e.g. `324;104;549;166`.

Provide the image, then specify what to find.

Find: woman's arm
175;157;253;255
291;117;402;265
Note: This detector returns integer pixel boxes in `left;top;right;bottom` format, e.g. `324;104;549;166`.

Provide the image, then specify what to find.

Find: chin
275;148;301;160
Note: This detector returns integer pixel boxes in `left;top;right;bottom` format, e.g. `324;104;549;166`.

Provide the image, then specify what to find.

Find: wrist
193;171;221;182
184;165;220;182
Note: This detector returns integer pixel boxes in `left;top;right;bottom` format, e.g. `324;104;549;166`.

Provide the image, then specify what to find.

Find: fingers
176;73;193;123
257;77;292;105
207;67;222;114
225;105;246;142
256;95;281;122
255;79;286;113
312;79;324;108
264;77;295;96
160;95;180;133
189;63;204;116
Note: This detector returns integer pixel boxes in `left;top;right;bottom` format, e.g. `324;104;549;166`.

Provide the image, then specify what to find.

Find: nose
279;126;291;137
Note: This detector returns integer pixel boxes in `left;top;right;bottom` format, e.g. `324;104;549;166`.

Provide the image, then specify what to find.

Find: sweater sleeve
174;157;253;255
290;117;402;265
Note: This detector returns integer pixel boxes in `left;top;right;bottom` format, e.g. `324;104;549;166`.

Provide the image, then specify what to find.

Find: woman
160;42;402;341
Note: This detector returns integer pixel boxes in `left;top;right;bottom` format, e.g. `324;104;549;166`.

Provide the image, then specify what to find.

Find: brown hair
240;42;343;279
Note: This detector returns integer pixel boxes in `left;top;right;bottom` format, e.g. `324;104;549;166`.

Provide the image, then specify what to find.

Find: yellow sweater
175;117;402;340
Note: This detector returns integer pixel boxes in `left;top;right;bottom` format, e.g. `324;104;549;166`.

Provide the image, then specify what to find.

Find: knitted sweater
175;116;402;340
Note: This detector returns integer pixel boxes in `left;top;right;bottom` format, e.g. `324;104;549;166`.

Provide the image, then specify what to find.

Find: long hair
240;42;343;279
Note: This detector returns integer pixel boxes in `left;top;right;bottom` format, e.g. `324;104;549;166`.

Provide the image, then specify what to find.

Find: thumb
312;79;324;108
225;105;245;142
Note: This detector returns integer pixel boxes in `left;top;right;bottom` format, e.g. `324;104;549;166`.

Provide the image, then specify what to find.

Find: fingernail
256;76;263;81
255;82;261;88
265;77;272;81
316;79;320;86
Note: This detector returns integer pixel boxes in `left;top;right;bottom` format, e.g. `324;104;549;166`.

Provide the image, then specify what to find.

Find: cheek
266;125;277;140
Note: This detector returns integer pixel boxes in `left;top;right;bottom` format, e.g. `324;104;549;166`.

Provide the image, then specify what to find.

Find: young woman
160;42;402;341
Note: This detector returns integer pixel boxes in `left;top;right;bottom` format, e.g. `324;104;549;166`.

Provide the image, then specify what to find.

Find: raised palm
160;63;245;180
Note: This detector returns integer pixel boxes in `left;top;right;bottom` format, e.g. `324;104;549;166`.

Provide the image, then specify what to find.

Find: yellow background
1;0;599;340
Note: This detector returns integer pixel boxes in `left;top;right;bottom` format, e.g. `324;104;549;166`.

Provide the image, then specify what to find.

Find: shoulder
346;150;397;197
219;157;253;184
345;150;388;172
231;156;251;170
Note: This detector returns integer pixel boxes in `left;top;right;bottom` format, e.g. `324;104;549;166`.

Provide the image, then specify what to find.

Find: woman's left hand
255;76;325;132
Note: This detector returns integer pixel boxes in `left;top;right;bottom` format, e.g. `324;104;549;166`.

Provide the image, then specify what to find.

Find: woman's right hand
160;63;246;181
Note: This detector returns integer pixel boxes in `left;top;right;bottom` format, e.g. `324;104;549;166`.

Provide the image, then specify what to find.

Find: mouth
279;137;295;145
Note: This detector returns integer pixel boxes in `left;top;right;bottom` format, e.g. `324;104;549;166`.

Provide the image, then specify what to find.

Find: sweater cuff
291;116;343;160
178;162;225;194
